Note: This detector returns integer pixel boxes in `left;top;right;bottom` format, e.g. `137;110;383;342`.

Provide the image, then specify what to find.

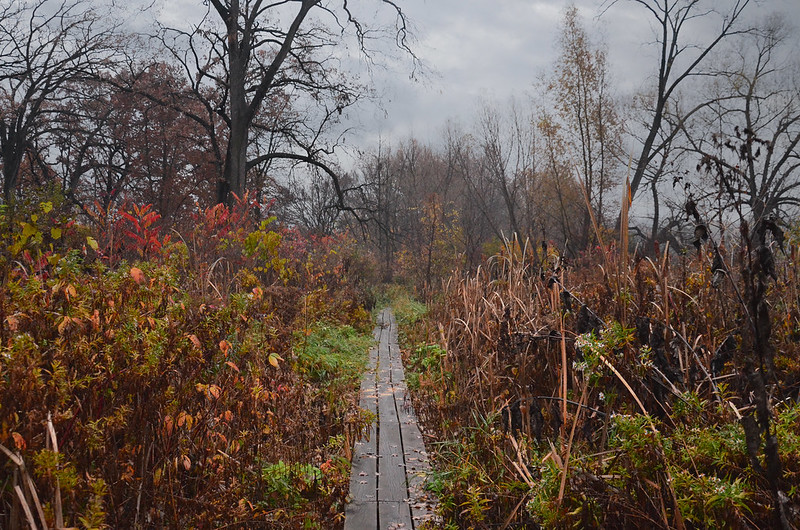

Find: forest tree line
1;0;798;289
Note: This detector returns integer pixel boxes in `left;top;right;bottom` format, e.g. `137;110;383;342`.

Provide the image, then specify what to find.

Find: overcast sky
348;0;800;149
153;0;800;160
353;0;615;147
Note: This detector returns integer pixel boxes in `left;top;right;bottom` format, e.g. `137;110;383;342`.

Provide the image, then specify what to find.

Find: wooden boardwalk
345;309;437;530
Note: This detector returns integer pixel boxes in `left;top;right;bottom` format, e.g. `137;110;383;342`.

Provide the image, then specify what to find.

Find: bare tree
604;0;752;203
443;126;495;269
279;168;350;234
470;102;538;242
0;0;119;204
686;17;800;234
356;144;393;279
536;111;585;251
153;0;414;207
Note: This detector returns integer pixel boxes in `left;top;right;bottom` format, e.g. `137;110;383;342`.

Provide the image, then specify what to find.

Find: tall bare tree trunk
217;0;248;205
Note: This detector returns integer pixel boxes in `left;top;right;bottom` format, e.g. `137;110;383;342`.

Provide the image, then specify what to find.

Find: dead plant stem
558;273;568;439
558;383;588;505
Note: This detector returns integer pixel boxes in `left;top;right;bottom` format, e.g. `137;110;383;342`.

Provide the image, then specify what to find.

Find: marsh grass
404;233;800;528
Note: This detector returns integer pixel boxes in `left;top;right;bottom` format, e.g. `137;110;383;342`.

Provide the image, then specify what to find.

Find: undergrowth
404;235;800;529
0;196;376;528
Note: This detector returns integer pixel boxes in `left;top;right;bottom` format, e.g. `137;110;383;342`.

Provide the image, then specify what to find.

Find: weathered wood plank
347;308;436;529
344;500;377;530
353;376;378;507
377;379;408;506
378;418;408;503
359;350;378;404
345;338;379;529
379;500;414;529
395;384;436;527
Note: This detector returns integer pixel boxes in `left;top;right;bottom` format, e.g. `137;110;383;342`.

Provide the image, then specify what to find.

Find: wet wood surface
344;309;436;529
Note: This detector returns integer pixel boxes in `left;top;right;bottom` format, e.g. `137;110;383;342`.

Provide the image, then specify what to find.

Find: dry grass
406;232;800;528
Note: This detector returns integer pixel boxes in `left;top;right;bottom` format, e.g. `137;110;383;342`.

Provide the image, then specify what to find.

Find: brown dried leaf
90;310;100;331
57;316;70;335
130;267;145;285
11;432;26;450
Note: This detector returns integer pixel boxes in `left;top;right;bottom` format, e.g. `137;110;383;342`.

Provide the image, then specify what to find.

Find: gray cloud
352;0;799;151
348;0;574;149
149;0;800;162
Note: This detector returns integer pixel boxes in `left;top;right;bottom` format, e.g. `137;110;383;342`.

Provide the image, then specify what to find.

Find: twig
598;354;648;417
557;277;568;438
0;443;23;467
664;322;721;403
14;485;38;530
507;436;535;489
46;413;63;529
558;385;588;505
500;494;529;530
531;396;606;417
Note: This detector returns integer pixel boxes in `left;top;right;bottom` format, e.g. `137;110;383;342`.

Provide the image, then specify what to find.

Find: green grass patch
392;294;428;328
406;343;449;391
293;322;374;387
371;284;428;325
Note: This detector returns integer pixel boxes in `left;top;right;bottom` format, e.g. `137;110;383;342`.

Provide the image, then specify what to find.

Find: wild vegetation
0;195;378;527
401;219;800;528
2;0;799;528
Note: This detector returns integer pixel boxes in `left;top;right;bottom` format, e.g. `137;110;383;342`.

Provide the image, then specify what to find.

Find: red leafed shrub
0;197;376;528
85;200;171;264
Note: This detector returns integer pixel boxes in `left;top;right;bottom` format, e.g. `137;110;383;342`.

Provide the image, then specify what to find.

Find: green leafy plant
293;323;372;388
261;461;323;509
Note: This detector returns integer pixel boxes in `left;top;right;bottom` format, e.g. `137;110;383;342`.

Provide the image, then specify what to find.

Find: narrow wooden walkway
345;309;436;529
